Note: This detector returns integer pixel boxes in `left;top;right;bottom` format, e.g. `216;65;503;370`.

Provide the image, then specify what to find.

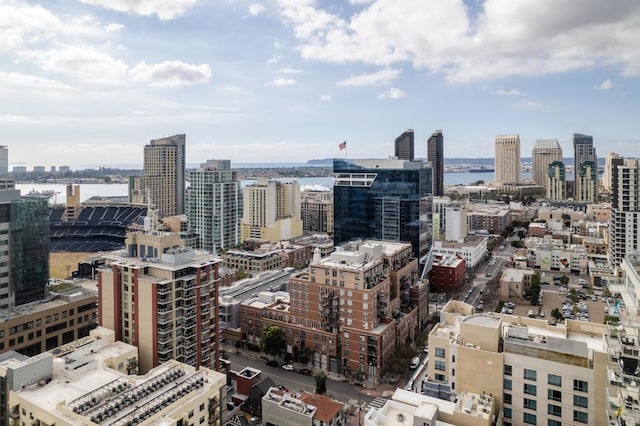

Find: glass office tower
333;158;432;259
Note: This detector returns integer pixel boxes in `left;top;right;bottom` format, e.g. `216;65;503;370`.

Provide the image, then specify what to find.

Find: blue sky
1;0;640;168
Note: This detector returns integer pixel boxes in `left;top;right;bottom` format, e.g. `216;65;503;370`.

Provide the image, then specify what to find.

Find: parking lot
507;288;607;325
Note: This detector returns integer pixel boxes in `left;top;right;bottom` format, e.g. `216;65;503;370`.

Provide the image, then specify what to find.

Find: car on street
265;360;279;367
298;368;312;375
281;364;294;371
410;357;420;369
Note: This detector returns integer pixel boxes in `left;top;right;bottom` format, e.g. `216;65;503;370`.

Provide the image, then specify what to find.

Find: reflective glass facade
333;159;432;258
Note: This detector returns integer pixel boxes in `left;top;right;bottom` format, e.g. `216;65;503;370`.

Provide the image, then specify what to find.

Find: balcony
157;313;173;324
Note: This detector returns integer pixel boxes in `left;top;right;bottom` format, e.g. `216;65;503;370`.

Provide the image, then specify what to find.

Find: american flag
339;141;347;150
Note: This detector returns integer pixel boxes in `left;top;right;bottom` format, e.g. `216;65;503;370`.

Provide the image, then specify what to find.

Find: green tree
517;230;526;240
560;275;570;287
261;325;286;360
314;372;327;395
569;288;578;303
527;272;541;305
551;308;563;322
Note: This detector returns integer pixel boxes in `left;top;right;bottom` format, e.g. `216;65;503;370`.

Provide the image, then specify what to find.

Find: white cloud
275;0;640;83
0;72;75;91
248;3;266;16
267;54;282;64
266;78;296;86
595;79;614;90
79;0;199;20
278;66;301;74
106;23;125;32
130;61;213;87
336;68;401;86
496;88;522;96
349;0;374;4
19;45;129;84
377;87;406;99
319;95;332;102
508;99;544;109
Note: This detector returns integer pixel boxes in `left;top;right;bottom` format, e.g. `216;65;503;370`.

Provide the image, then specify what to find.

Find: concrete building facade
98;230;222;374
495;134;521;184
609;158;640;267
546;161;567;201
532;139;563;187
300;189;333;235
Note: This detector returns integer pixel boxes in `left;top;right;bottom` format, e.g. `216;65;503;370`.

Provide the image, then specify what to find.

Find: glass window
548;420;562;426
435;360;446;371
504;378;512;390
524;384;537;396
573;410;588;424
504;364;512;376
548;389;562;402
504;407;512;419
523;413;537;425
548;374;561;386
548;404;562;417
524;398;537;410
573;379;588;393
524;369;537;381
574;395;588;408
435;347;446;358
504;393;512;405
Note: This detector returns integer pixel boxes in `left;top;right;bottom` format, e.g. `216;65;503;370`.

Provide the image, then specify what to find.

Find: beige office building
300;189;333;234
495;134;521;184
241;179;303;243
98;230;222;374
532;139;562;187
426;301;609;425
4;328;227;426
130;134;186;218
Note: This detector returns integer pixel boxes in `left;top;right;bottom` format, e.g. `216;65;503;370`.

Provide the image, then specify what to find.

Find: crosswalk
362;397;388;413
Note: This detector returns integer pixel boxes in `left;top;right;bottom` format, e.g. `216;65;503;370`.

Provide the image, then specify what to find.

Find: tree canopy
261;325;286;359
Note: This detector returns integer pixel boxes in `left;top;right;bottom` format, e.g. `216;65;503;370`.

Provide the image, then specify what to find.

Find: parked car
281;364;294;371
298;368;312;375
265;360;279;367
410;357;420;369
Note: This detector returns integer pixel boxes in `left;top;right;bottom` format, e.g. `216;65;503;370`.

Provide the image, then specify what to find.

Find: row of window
504;409;588;424
504;365;588;392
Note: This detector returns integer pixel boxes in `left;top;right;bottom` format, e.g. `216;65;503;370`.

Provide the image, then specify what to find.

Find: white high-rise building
608;157;640;266
532;139;562;187
603;152;622;192
445;203;467;242
186;159;242;254
495;134;520;184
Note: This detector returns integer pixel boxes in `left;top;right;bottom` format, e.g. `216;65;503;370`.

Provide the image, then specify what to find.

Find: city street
225;350;376;406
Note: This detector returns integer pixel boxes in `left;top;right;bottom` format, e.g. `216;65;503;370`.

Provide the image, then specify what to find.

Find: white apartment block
431;236;488;268
445;203;468;242
603;152;622;192
495;134;521;184
609;158;640;267
425;301;609;426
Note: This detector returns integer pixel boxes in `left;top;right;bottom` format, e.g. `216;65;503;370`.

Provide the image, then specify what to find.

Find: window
504;393;512;405
524;398;537;410
573;410;588;424
548;389;562;402
548;374;561;386
504;407;512;419
435;360;446;371
435;347;445;358
434;373;446;382
524;384;537;396
523;412;537;425
504;364;512;376
504;378;512;390
524;369;537;381
573;395;588;408
548;420;562;426
573;379;588;393
548;404;561;417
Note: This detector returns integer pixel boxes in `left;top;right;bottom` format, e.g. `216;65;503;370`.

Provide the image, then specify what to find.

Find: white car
281;364;294;371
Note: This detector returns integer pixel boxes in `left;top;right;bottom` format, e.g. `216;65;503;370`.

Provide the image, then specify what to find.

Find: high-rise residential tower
394;129;415;161
608;158;640;267
98;230;222;373
531;139;562;187
241;179;302;243
333;158;431;259
0;146;7;178
186;159;242;254
573;133;597;191
494;134;520;184
129;134;186;218
546;161;566;201
300;189;333;234
427;130;444;196
603;152;622;192
575;161;598;203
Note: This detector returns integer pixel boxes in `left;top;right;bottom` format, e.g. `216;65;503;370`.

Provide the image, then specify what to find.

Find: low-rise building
499;268;535;300
262;387;345;426
431;236;488;269
428;255;466;293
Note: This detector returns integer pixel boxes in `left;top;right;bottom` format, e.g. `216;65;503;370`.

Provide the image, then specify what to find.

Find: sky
2;0;640;168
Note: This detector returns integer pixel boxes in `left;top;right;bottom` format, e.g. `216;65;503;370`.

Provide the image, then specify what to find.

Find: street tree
261;325;286;360
314;372;327;395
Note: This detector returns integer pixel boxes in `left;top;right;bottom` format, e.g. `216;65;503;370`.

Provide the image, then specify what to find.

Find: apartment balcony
607;383;640;425
158;343;174;354
158;334;173;345
183;309;196;320
157;296;172;305
156;286;173;296
157;313;173;325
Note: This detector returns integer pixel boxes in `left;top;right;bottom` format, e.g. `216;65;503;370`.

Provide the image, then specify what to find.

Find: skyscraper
333;158;431;258
546;161;566;201
300;189;333;234
575;161;598;203
609;158;640;266
427;130;444;196
186;159;242;254
494;134;520;184
531;139;562;187
603;152;622;192
394;129;415;161
129;134;186;218
573;133;597;191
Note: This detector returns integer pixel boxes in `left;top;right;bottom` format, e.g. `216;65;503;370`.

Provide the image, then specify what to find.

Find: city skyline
2;1;640;167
